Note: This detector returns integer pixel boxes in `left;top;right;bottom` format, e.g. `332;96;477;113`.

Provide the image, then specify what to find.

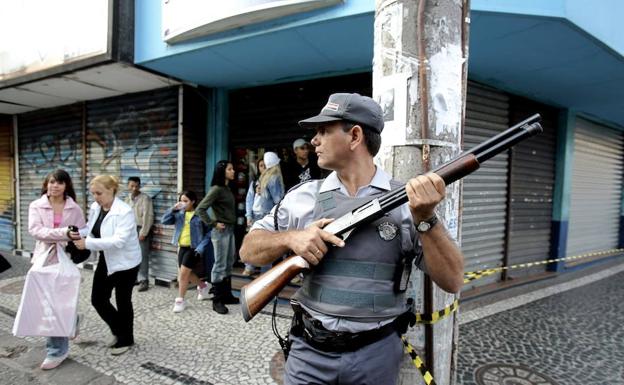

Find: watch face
417;221;431;232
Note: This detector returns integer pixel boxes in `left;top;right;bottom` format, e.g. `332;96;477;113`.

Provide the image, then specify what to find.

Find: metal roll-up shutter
86;87;179;281
567;119;624;259
17;105;85;253
229;72;372;149
182;86;207;197
0;118;15;250
507;99;557;279
461;82;510;289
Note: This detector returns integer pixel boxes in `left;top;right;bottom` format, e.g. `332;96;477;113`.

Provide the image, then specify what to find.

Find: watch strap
417;214;438;233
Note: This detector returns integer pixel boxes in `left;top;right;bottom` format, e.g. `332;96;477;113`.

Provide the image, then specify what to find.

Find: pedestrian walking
125;176;154;292
196;160;239;314
26;169;85;370
161;190;214;313
243;152;285;276
73;175;141;356
240;93;465;385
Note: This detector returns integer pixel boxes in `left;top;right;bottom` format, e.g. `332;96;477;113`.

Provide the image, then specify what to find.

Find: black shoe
213;300;228;314
138;280;149;292
222;295;239;305
222;277;240;304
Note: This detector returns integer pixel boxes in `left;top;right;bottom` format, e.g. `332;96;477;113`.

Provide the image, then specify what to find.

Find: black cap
298;93;384;133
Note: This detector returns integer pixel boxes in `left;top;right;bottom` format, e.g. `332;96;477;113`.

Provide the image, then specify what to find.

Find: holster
289;300;400;353
394;298;417;335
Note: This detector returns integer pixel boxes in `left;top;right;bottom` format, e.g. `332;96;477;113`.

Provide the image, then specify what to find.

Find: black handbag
65;241;91;264
0;253;10;273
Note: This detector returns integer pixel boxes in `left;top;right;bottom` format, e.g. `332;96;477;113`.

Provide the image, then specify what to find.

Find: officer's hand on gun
405;173;446;222
287;218;345;265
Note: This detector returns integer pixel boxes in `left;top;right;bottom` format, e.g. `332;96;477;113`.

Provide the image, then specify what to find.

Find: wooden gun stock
240;115;543;322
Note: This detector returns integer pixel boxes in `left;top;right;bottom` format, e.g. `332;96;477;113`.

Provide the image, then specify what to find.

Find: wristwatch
416;214;438;233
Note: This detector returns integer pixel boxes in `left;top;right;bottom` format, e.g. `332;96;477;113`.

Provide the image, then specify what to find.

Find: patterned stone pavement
0;265;292;385
457;270;624;385
1;253;623;385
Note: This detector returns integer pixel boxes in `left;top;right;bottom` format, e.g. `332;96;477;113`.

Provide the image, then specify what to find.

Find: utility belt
289;300;414;353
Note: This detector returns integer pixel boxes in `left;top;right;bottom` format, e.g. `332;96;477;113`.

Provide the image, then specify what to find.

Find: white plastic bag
13;243;80;337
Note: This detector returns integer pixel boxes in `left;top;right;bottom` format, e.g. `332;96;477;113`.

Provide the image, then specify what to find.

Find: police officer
240;93;464;385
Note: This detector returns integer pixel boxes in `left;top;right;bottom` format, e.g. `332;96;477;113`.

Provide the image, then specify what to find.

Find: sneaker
241;268;254;276
197;285;211;301
110;343;132;356
172;297;186;313
107;336;118;348
40;353;68;370
138;280;149;292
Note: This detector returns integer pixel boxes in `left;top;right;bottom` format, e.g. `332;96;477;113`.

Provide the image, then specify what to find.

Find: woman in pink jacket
28;169;85;370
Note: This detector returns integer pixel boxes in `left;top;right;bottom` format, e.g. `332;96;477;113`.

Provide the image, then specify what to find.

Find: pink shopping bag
12;243;80;337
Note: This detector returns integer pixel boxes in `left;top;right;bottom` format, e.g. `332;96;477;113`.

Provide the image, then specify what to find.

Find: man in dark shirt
284;138;321;190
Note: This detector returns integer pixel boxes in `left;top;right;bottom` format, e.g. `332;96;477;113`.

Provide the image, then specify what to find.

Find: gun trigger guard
340;229;354;241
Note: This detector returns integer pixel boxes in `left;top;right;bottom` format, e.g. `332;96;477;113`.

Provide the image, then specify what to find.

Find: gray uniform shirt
251;167;425;332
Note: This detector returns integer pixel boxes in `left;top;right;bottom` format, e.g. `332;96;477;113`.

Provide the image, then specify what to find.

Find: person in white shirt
74;175;141;356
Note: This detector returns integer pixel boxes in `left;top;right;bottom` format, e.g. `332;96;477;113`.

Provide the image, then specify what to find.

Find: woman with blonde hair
74;175;141;356
257;151;285;210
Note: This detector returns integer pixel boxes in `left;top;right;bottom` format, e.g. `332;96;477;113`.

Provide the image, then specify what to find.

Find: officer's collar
320;167;392;195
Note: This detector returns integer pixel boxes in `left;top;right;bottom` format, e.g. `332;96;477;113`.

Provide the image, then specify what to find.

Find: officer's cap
298;93;384;133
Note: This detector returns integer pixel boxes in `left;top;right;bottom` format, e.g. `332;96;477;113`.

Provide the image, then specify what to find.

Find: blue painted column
549;110;575;271
205;88;230;192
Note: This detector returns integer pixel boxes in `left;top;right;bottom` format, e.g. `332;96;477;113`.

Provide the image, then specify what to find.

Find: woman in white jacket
74;175;141;356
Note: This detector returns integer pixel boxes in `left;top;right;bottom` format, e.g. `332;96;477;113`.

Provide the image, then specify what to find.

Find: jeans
137;228;151;282
211;225;236;283
46;337;68;358
91;255;139;346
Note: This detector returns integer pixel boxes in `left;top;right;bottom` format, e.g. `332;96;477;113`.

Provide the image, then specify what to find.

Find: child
162;190;214;313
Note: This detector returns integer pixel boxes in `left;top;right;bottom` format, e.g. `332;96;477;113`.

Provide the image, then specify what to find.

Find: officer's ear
348;124;365;151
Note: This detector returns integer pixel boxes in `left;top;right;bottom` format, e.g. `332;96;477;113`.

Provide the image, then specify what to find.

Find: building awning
0;63;179;115
469;9;624;128
135;2;623;127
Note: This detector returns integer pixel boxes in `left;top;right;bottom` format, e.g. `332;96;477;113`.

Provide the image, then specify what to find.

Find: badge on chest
377;221;398;241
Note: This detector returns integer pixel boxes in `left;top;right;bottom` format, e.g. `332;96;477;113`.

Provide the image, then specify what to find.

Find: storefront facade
2;0;623;291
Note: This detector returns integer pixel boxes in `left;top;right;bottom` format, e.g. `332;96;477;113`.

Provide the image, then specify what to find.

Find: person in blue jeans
196;160;238;315
243;152;285;275
27;169;85;370
162;190;214;313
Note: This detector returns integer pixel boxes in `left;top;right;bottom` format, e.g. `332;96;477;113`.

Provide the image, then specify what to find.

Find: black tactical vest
293;181;411;322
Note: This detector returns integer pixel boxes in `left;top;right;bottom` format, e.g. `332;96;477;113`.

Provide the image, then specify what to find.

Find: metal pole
177;85;184;193
374;1;469;383
13;115;21;251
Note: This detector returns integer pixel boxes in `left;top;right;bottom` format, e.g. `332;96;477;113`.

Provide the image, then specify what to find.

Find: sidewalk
0;269;293;385
1;255;623;385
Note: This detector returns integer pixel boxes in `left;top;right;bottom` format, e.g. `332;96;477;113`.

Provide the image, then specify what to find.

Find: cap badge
323;102;340;112
377;221;398;241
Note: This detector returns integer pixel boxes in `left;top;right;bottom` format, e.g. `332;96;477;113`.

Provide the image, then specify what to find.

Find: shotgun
241;114;543;322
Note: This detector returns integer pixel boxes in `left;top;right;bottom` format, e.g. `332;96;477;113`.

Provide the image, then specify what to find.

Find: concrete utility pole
373;1;469;384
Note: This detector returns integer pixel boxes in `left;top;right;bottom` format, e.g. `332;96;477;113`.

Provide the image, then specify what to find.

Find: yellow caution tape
463;248;624;284
402;337;436;385
415;299;459;324
400;249;624;385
